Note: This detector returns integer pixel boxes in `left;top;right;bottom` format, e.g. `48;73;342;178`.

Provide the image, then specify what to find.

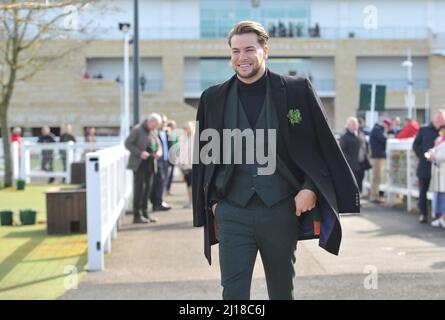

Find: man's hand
294;189;317;216
153;151;162;160
140;151;149;160
212;203;218;216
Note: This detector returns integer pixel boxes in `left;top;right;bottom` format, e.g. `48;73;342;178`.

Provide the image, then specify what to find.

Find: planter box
16;179;26;190
0;210;13;226
19;209;36;225
46;188;87;234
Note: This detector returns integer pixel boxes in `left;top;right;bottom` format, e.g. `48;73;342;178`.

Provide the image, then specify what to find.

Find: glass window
200;0;309;38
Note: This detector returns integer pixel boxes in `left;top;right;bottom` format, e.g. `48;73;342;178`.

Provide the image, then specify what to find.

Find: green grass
0;184;76;223
0;184;88;300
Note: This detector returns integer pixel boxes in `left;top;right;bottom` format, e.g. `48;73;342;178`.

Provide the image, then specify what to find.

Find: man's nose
238;51;248;60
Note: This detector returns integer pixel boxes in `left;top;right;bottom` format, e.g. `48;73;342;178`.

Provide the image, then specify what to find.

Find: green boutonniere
287;108;302;126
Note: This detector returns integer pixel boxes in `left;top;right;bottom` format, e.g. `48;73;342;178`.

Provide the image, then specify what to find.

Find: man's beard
234;63;262;80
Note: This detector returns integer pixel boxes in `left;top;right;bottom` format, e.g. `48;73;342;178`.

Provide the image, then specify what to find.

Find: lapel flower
287;108;302;126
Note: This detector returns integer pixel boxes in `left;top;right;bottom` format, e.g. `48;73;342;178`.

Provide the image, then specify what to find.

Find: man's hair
345;116;358;127
147;113;162;124
227;20;269;48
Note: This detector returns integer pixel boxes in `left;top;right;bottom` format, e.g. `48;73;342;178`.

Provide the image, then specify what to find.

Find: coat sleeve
339;134;352;165
192;90;208;227
305;78;359;213
412;128;424;160
125;128;143;157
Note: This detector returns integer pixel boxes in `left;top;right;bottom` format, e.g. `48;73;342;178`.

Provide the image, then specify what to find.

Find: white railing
86;144;133;271
363;138;433;213
13;141;118;183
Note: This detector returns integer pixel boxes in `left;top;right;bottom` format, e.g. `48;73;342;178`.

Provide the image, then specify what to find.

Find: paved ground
61;182;445;300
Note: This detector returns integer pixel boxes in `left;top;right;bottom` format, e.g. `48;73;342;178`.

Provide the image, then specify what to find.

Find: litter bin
70;162;85;185
46;188;87;234
0;210;13;226
16;179;26;190
19;209;37;225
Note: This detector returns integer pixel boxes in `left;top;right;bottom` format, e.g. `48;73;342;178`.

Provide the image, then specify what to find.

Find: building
7;0;445;137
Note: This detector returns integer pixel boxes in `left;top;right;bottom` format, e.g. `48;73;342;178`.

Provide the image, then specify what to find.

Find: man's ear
263;44;269;59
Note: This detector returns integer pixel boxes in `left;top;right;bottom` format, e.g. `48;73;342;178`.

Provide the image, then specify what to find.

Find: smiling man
192;21;360;300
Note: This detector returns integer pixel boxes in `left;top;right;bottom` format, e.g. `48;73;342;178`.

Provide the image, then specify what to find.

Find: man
59;124;77;183
192;21;359;300
166;120;178;196
37;126;56;184
340;117;370;194
357;117;370;136
396;118;420;139
150;114;172;211
413;110;445;223
388;116;402;137
125;114;162;224
10;127;22;157
369;118;391;203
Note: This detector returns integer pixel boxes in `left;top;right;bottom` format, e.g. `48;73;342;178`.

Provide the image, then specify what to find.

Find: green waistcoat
213;79;296;208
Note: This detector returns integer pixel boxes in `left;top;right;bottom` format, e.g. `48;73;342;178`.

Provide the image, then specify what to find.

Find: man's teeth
239;64;250;67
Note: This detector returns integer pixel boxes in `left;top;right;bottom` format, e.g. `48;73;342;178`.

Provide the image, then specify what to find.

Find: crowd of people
124;113;195;224
11;107;445;229
339;110;445;229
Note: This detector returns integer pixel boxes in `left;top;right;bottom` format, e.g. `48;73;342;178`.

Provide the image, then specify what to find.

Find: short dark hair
227;21;269;48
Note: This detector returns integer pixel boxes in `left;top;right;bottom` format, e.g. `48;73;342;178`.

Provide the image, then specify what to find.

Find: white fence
86;144;133;271
0;137;121;181
363;138;433;212
3;141;118;183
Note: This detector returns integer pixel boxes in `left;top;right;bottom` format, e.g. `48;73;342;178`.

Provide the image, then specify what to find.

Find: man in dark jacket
340;117;370;193
125;114;163;224
59;123;76;183
192;21;359;300
38;126;56;184
369;118;390;202
150;114;172;211
413;110;445;223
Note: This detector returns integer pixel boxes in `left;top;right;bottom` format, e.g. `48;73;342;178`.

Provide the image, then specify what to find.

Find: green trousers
215;194;299;300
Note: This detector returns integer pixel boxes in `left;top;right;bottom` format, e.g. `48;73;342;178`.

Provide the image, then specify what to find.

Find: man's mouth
238;63;252;69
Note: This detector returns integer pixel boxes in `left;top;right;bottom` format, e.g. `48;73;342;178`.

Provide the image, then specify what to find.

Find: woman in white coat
428;125;445;228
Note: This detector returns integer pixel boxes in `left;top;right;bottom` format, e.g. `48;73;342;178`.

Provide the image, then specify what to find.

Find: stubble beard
234;62;262;80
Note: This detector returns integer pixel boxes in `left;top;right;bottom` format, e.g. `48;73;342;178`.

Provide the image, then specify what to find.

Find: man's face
433;112;445;129
230;33;268;82
42;128;49;136
147;119;160;131
347;119;359;132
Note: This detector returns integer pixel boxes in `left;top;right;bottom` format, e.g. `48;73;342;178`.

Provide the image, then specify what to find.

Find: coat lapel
212;74;237;135
269;71;289;148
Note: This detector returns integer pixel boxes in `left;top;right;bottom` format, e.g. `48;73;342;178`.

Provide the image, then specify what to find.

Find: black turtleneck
237;69;267;128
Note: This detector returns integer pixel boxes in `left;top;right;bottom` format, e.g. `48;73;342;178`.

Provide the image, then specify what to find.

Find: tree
0;0;97;187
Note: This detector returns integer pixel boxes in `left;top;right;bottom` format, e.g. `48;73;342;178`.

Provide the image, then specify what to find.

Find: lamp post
133;0;141;126
402;49;415;119
119;22;131;142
